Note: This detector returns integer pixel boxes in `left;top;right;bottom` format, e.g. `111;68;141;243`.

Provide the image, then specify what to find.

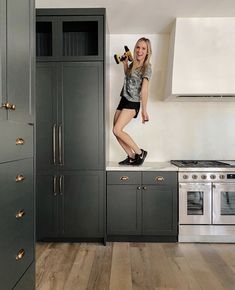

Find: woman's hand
141;111;149;124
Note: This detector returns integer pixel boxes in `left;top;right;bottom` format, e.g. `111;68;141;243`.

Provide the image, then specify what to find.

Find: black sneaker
132;149;147;166
118;156;136;165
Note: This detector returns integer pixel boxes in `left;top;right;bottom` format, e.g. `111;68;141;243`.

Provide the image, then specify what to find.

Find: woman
113;37;152;166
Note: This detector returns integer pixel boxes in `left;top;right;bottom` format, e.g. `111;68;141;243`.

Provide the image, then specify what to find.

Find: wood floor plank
109;242;133;290
197;244;235;290
179;243;224;290
146;243;178;289
86;243;112;290
161;244;202;290
129;243;154;290
63;243;96;290
212;244;235;273
36;243;80;290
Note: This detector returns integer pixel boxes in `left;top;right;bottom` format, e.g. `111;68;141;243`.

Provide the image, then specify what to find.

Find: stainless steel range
171;160;235;242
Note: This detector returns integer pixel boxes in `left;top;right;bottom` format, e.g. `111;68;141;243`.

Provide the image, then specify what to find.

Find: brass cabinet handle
155;176;164;182
16;137;25;145
1;102;16;110
16;249;25;261
15;174;26;182
16;210;26;219
120;176;129;181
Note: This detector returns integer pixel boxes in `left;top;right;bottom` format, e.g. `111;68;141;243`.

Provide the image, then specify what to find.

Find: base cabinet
37;171;104;240
107;171;178;242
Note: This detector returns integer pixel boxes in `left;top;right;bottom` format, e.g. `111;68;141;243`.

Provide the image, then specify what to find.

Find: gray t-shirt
120;63;152;102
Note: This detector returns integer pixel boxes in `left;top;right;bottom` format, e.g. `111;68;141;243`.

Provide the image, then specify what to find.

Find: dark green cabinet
36;9;105;242
107;171;178;241
0;0;34;124
36;62;103;172
37;172;104;240
0;0;35;288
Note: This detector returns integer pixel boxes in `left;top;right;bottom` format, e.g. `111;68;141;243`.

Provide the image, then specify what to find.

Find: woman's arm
140;78;149;123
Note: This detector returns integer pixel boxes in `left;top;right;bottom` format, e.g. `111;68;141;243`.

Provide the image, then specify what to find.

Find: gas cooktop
170;160;231;168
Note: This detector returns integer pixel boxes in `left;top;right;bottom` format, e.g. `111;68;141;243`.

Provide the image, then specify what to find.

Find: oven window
187;191;203;215
221;191;235;215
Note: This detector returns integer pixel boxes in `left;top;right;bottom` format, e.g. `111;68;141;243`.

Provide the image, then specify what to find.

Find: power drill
114;46;133;64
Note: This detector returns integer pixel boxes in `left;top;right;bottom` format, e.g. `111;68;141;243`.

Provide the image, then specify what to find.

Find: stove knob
192;174;198;179
201;174;207;179
183;174;188;179
219;174;225;179
210;174;216;180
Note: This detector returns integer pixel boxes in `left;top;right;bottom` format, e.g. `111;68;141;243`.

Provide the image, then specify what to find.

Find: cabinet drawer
107;171;141;185
142;171;177;185
0;121;33;163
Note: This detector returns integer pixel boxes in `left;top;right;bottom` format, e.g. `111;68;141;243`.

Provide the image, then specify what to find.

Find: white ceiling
36;0;235;34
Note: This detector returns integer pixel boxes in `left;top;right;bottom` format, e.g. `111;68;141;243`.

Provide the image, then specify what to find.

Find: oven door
179;183;212;224
213;183;235;224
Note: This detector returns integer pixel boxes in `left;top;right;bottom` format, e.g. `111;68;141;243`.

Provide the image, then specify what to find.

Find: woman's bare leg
113;110;135;157
113;109;141;155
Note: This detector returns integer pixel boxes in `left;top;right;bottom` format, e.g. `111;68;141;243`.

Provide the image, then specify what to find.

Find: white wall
109;35;235;162
35;0;235;161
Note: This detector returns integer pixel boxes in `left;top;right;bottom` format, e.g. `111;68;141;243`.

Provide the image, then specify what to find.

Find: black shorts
116;97;140;118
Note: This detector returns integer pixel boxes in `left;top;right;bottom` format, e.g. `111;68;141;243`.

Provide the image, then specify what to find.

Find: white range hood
164;18;235;101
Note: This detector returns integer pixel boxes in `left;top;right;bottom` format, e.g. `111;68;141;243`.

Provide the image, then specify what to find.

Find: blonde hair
128;37;152;75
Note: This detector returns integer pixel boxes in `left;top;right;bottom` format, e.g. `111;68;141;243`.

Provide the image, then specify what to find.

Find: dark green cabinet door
142;185;177;235
107;185;141;235
7;0;34;123
60;62;104;170
36;62;58;171
61;171;104;238
0;0;7;121
36;174;59;240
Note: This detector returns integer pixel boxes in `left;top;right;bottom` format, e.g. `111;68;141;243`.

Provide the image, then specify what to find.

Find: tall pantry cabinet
0;0;35;289
36;9;106;241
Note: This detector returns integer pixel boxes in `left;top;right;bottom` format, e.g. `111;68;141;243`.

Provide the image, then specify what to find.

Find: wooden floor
36;242;235;290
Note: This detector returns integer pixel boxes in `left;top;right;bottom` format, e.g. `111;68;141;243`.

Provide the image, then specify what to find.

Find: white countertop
106;161;235;172
106;161;178;171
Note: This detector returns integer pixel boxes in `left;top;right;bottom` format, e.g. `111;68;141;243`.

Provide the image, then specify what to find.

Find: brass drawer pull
15;174;26;182
16;210;26;219
16;137;25;145
120;176;129;181
16;249;25;261
155;176;164;182
1;101;16;110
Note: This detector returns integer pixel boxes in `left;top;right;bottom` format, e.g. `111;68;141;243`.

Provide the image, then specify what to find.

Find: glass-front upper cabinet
59;16;103;61
36;16;58;60
36;15;103;61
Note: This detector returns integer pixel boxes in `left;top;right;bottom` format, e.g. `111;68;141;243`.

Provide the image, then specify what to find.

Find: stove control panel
179;172;235;182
